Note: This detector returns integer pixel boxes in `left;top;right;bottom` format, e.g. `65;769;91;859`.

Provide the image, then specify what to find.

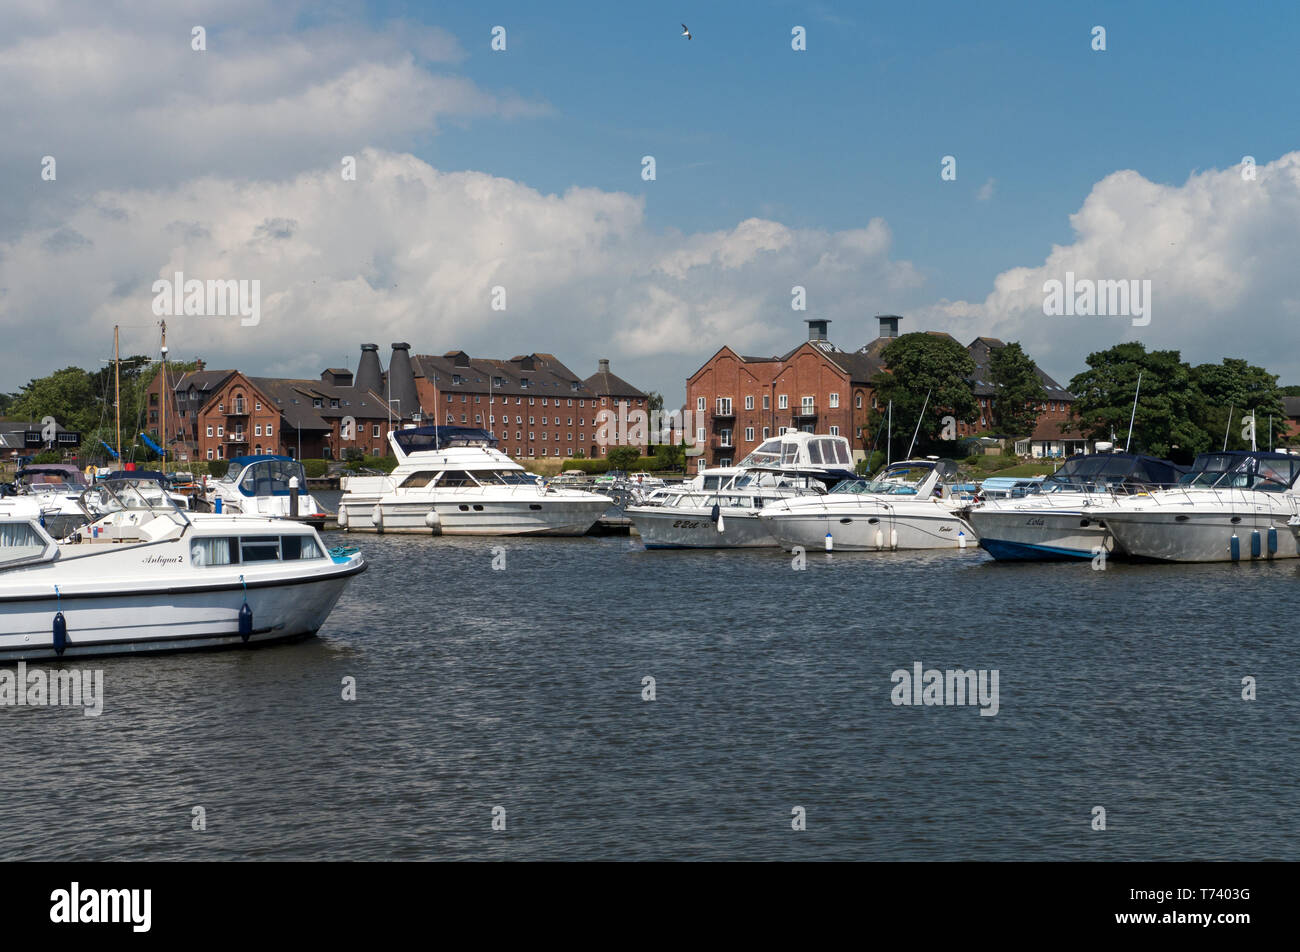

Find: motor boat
1093;450;1300;562
336;426;612;535
0;475;364;661
628;432;857;548
969;452;1185;561
758;458;976;551
203;455;327;528
7;463;90;539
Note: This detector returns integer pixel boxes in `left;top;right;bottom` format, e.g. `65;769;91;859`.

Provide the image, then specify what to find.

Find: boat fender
825;531;833;552
214;497;223;514
1229;533;1240;562
1268;526;1278;554
890;528;898;550
336;506;349;528
958;529;967;549
238;574;252;643
52;585;67;656
425;510;441;533
1250;529;1262;559
710;503;720;523
874;529;884;550
371;505;384;531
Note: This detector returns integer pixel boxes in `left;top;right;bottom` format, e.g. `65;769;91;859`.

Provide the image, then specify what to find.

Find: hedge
562;456;666;474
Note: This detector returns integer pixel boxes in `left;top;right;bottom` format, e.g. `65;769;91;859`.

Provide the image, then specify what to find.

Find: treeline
867;335;1292;464
0;358;198;463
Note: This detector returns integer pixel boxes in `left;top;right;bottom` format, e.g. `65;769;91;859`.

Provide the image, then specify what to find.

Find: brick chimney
598;358;610;374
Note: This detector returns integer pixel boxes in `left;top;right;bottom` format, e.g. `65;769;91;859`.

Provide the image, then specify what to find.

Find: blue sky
2;0;1298;399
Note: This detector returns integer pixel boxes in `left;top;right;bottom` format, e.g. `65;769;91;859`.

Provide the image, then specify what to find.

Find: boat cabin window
0;521;52;566
399;471;439;488
436;470;479;488
236;459;307;496
191;534;325;566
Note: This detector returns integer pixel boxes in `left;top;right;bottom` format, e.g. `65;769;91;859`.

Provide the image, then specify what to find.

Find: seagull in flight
681;23;692;40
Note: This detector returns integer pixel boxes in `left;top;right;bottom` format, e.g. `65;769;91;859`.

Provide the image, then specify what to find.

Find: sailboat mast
1124;372;1142;453
159;320;168;475
113;324;121;461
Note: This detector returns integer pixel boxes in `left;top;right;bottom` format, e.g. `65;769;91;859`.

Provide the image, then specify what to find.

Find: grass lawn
980;461;1062;478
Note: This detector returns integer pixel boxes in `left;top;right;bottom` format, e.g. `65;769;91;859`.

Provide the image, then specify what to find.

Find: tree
1190;358;1285;451
869;333;977;456
654;442;684;471
988;341;1047;437
645;391;665;414
606;446;639;470
1067;343;1205;461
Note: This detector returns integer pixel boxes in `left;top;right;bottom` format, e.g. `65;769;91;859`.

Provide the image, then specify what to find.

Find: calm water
3;528;1298;861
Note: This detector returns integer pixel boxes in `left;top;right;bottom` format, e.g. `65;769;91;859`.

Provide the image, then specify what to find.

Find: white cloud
915;152;1300;384
976;178;995;202
0;151;925;396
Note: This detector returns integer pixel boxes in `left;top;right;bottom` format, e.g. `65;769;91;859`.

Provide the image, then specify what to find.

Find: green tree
869;333;977;457
606;445;639;470
7;366;99;434
654;442;684;471
1190;358;1285;451
988;341;1047;437
1067;343;1205;461
645;391;665;414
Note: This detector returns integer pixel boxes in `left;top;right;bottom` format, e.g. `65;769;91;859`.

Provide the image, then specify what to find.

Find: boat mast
159;319;168;475
114;324;122;462
886;400;892;467
906;388;931;459
1124;372;1142;453
1222;403;1233;452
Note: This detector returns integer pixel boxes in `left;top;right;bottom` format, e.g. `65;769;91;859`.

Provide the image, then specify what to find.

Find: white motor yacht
758;459;976;551
969;452;1185;561
9;463;90;539
0;475;364;661
203;455;328;528
1093;450;1300;562
337;426;612;535
628;432;856;548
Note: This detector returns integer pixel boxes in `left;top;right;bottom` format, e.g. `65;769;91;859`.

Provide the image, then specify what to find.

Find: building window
763;395;770;410
217;445;224;459
529;432;535;440
267;425;273;437
542;417;547;424
313;398;322;408
206;448;213;460
745;395;754;410
779;395;789;409
206;426;213;437
330;399;339;409
829;393;840;408
529;416;535;425
217;426;224;437
745;427;755;442
802;396;814;413
762;427;770;439
255;424;262;436
716;397;732;415
829;426;840;436
696;427;705;444
373;424;381;437
255;402;261;411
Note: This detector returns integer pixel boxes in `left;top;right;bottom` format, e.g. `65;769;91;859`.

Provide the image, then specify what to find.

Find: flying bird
681;23;691;40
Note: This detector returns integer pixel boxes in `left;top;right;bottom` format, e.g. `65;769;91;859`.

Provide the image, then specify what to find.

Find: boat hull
630;508;776;548
339;496;610;536
0;562;363;662
760;505;977;551
969;507;1110;561
1099;509;1300;563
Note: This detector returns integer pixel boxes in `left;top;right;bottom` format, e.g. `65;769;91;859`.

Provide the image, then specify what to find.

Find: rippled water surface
4;528;1298;861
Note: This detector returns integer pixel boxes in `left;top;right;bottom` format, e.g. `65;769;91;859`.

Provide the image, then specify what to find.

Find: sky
2;0;1298;407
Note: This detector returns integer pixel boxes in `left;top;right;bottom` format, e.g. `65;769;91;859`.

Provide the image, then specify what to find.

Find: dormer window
330;399;339;409
493;377;504;388
313;398;323;408
452;374;463;385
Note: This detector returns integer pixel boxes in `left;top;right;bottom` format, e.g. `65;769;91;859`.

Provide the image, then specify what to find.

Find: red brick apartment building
145;344;650;464
412;352;647;459
685;316;1082;469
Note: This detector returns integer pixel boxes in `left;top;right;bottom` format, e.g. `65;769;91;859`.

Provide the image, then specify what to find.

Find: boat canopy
392;426;498;456
737;433;853;469
1178;450;1300;490
18;464;88;488
1035;452;1185;492
221;457;309;497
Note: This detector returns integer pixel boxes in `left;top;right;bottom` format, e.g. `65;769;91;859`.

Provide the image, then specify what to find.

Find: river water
3;526;1298;860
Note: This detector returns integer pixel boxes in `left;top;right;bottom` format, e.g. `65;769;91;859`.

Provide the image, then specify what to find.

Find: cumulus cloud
916;152;1300;384
0;150;925;392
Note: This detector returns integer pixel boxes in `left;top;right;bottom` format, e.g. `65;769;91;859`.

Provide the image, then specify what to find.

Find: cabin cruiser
6;464;90;539
969;452;1185;561
203;455;327;528
758;459;976;551
628;433;856;548
1092;450;1300;562
99;470;191;510
0;475;364;661
337;426;612;535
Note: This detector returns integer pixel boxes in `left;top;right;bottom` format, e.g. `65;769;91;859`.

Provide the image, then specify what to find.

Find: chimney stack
355;343;383;395
877;315;902;339
387;342;420;420
805;319;830;342
598;358;610;374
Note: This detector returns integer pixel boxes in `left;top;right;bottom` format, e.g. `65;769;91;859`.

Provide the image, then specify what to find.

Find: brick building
685;316;1080;469
411;351;648;459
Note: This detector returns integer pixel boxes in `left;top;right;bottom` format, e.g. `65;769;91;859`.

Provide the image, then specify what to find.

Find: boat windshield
0;520;56;567
1176;453;1300;490
831;462;934;495
83;478;183;515
478;470;540;485
227;458;309;496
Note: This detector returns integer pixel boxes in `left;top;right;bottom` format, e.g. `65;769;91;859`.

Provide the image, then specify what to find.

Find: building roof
414;352;599;400
247;376;391;432
966;337;1075;399
583;366;646;399
1283;396;1300;418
